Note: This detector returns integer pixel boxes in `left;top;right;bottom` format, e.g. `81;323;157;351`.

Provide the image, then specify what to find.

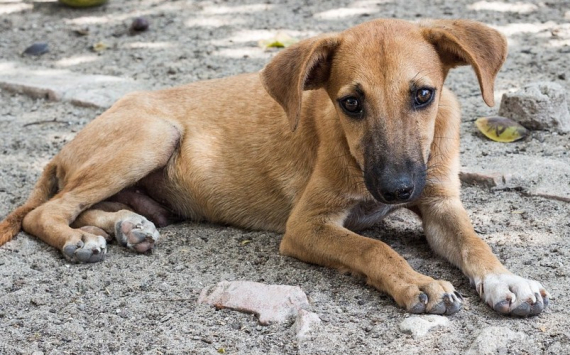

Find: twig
151;297;195;302
23;119;69;127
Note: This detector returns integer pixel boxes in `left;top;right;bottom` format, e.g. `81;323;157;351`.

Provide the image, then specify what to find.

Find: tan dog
0;19;549;316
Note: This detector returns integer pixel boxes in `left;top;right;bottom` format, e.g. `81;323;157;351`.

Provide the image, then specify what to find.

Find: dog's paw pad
442;293;463;315
115;215;160;253
63;234;107;263
428;292;462;315
409;293;428;313
477;273;550;317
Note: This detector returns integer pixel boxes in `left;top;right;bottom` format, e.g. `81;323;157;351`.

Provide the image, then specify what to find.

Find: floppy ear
260;34;340;131
420;19;508;107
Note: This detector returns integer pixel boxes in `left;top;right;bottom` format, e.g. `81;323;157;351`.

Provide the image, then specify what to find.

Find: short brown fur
0;19;549;316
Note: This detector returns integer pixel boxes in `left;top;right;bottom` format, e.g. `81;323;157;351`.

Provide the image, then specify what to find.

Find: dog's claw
115;216;160;253
63;235;107;263
454;291;464;301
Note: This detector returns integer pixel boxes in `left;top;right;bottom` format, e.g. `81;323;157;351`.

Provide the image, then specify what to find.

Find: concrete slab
0;62;147;109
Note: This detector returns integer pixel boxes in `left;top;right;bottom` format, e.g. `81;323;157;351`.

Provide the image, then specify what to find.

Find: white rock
399;315;450;338
198;280;310;325
294;309;321;340
499;81;570;133
466;327;528;355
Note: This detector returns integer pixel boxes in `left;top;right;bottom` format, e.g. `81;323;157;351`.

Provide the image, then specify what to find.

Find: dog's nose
381;184;414;202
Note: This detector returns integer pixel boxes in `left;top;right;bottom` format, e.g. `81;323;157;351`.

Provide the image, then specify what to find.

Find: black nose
381;184;415;202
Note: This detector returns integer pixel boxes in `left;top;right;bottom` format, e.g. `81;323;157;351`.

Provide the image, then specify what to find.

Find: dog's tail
0;163;58;246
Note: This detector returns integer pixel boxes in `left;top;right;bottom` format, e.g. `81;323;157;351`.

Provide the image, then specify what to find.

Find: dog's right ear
260;35;340;131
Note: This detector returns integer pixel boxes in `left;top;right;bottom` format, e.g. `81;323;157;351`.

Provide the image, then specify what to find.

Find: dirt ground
1;0;569;354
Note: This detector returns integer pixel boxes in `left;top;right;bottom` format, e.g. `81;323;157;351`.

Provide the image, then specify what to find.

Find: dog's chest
344;200;398;231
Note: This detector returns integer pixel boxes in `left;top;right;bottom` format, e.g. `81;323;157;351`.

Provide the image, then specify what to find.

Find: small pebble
23;42;49;56
130;17;150;33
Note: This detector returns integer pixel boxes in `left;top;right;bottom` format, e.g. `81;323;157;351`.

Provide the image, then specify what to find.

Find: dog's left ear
420;19;508;107
260;34;340;131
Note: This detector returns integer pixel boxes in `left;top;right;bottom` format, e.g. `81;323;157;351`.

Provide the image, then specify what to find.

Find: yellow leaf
217;348;226;354
259;33;299;49
241;240;251;246
475;116;528;143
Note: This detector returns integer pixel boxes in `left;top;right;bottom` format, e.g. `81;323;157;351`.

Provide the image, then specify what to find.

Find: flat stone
466;327;528;355
499;82;570;133
399;315;450;339
198;281;310;325
294;309;321;340
0;61;147;109
459;169;512;189
461;156;570;202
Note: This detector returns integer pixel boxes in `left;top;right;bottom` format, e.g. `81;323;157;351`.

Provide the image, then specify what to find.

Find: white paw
115;215;160;253
475;273;550;316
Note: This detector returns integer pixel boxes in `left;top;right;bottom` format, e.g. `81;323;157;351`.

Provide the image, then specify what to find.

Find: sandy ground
0;0;569;354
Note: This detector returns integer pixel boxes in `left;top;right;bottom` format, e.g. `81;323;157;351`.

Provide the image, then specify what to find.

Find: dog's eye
414;88;434;108
340;97;363;116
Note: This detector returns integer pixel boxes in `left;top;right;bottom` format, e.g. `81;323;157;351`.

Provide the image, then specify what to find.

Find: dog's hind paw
115;215;160;253
475;273;550;317
63;233;107;263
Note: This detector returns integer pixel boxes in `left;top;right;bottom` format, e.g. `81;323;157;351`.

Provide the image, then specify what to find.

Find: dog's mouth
364;164;427;205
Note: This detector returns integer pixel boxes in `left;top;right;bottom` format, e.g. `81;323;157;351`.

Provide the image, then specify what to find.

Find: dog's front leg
418;196;550;316
281;192;462;314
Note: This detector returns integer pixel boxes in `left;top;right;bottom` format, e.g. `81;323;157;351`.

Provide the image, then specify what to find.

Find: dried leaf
475;116;528;143
91;41;109;52
59;0;108;8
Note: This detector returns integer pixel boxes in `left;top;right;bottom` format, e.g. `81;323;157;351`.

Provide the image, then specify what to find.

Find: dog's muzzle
364;162;426;204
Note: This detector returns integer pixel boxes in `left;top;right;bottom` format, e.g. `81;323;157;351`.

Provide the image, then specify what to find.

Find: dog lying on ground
0;19;549;316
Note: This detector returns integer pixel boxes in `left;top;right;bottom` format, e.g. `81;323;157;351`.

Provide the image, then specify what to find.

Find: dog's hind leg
21;110;181;263
72;201;161;254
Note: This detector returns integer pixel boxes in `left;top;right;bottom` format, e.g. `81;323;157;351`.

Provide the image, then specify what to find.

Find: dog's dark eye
339;97;363;116
414;88;434;108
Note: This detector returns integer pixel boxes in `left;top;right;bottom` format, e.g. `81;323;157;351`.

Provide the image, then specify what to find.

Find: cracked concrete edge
0;61;148;109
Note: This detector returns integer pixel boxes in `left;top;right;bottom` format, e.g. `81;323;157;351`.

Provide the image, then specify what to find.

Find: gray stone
399;315;450;339
197;280;310;325
0;61;147;109
294;309;321;340
499;82;570;133
466;327;528;355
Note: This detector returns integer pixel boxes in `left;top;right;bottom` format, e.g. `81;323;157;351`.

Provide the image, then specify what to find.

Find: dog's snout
380;181;415;203
364;159;426;205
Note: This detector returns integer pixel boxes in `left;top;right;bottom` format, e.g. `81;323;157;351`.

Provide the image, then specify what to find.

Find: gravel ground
0;1;569;354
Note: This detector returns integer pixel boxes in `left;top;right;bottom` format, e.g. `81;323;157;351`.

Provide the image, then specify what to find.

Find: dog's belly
344;200;398;231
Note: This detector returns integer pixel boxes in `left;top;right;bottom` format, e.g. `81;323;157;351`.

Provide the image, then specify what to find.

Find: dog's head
261;19;507;204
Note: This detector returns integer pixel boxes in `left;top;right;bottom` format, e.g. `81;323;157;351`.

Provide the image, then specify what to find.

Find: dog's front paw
401;279;463;315
476;273;550;317
63;233;107;263
115;215;160;253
